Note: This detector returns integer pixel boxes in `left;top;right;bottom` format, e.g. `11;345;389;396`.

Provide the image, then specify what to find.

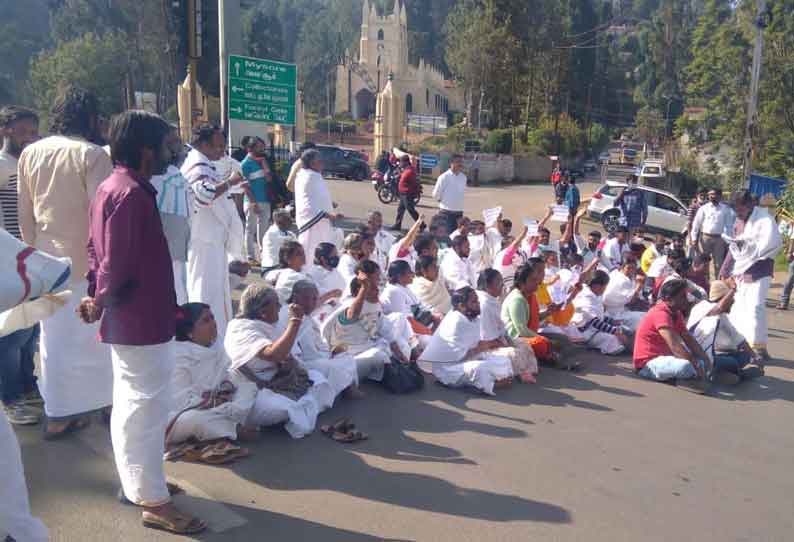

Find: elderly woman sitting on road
224;284;336;439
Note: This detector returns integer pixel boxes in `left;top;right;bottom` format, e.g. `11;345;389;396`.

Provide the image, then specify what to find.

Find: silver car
587;182;689;236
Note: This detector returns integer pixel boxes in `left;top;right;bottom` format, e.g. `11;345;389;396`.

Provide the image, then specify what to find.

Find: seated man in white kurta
167;303;257;448
225;284;335;439
570;270;629;355
419;286;514;395
286;280;361;398
603;259;646;330
322;260;413;381
441;234;478;290
306;242;347;323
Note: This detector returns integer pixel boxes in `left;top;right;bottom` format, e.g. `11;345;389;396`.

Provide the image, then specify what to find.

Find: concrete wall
514;156;553;182
428;152;552;183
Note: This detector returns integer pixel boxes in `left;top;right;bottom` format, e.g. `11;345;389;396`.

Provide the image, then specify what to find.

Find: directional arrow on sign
231;85;243;93
230;106;242;114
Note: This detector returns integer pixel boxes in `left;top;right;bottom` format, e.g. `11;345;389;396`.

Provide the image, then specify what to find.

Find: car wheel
601;210;622;234
378;184;395;204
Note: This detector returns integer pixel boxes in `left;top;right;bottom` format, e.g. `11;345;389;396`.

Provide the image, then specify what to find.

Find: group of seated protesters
168;205;768;456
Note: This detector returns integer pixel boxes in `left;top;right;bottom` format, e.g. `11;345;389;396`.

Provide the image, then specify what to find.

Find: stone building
335;0;463;120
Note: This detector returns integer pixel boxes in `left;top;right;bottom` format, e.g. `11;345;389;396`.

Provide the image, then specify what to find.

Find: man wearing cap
687;280;765;385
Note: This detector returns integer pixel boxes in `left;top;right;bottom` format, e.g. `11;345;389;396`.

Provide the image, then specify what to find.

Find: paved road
15;179;794;541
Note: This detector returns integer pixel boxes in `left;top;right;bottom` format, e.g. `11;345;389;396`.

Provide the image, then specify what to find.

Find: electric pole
741;0;768;187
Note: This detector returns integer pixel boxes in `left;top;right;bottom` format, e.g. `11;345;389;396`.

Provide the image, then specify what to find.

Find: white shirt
294;167;333;229
260;224;297;268
213;155;244;194
600;237;630;271
372;228;396;271
441;250;477;290
380;283;419;317
337;253;360;289
690;202;735;241
688;300;745;357
574;234;600;267
432;169;467;211
603;270;636;314
476;290;506;341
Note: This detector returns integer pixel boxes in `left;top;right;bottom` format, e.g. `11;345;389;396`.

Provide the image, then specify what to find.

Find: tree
28;32;132;117
634;106;665;144
244;6;285;61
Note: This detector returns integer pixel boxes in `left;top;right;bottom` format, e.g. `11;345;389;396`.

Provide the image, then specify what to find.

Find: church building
335;0;462;120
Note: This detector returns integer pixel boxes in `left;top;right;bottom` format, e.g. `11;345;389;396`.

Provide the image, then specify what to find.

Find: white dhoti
299;354;358;395
580;328;625;355
166;380;257;445
110;342;173;506
730;276;770;349
350;345;391;382
493;343;538;377
247;369;335;439
605;308;644;331
433;355;514;396
173;260;188;306
298;218;333;272
0;410;49;542
188;240;233;338
39;279;112;418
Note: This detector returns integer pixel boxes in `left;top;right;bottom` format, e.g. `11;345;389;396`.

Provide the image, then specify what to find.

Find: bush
482;129;513;154
315;117;357;135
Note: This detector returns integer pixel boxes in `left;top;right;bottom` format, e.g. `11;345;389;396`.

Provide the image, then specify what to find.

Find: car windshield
643;166;660;174
623;149;637;156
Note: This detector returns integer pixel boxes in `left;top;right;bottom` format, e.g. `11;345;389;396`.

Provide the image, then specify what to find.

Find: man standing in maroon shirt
391;154;420;231
80;111;206;534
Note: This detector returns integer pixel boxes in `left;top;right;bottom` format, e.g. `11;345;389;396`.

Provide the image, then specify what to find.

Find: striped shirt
0;151;20;238
150;164;190;217
181;149;220;209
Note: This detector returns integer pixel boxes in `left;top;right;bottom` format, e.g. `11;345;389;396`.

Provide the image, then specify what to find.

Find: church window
377;29;384;41
377;56;381;67
406;93;413;113
426;89;429;107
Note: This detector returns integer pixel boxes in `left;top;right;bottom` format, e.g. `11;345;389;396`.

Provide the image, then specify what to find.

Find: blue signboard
420;154;439;170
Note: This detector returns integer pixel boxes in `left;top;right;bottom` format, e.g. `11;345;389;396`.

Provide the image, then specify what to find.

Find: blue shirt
564;184;580;212
241;156;270;203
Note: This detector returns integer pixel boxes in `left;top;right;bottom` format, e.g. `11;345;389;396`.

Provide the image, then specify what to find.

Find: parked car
317;145;370;181
583;160;597;172
587;182;689;236
568;168;585;180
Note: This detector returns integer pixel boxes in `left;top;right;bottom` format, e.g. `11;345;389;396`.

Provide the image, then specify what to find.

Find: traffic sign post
228;54;297;125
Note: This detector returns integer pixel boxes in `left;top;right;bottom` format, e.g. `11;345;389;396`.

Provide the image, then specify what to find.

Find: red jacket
398;166;419;194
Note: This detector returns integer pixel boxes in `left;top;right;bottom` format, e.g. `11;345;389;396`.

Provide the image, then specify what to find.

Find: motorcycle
371;168;422;205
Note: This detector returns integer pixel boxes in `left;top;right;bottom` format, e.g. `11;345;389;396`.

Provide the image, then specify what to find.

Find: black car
316;145;370;181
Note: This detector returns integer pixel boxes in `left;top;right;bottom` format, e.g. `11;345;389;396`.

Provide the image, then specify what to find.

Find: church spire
393;0;400;18
400;1;407;23
362;0;370;26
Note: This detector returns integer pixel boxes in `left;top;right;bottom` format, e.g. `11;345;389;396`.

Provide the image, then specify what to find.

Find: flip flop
141;510;207;535
320;418;354;436
331;429;368;443
42;417;90;441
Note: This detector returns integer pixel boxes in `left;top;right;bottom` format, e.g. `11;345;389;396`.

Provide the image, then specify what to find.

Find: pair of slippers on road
320;418;368;443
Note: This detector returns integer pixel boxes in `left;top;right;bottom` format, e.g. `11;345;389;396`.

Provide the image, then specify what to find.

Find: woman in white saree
166;303;257;456
225;284;336;439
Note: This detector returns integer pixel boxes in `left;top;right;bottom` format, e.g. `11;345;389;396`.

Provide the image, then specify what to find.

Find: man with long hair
81;110;206;534
17;86;114;438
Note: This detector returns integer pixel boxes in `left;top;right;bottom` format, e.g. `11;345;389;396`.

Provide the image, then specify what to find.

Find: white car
587;182;689;237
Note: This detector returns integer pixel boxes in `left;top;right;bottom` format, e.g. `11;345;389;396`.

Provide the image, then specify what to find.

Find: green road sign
228;55;297;125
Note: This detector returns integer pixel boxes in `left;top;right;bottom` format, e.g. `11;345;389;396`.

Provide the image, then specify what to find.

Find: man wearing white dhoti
294;148;342;265
82;111;206;534
182;124;246;339
441;234;478;290
323;260;411;381
420;287;514;395
603;260;646;330
723;190;783;359
225;284;336;439
288;280;361;397
166;303;257;454
571;271;628;355
16;87;113;436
